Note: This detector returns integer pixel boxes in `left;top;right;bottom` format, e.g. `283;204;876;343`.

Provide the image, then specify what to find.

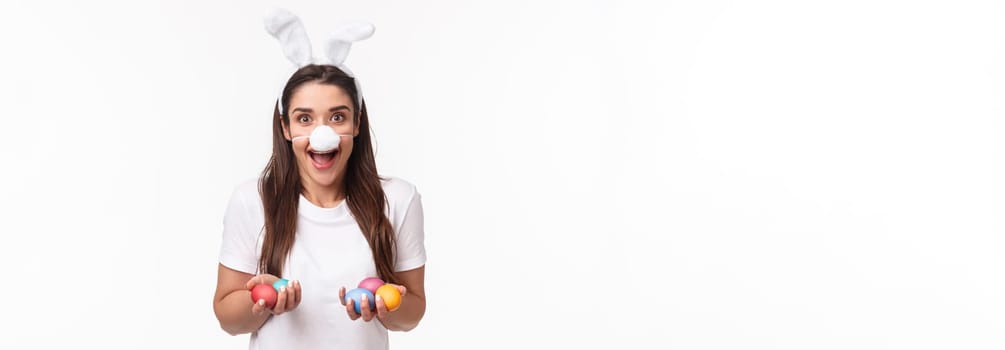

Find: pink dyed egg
358;277;384;293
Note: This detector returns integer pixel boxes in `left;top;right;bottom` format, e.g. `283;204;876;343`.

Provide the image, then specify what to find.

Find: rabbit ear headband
264;8;374;117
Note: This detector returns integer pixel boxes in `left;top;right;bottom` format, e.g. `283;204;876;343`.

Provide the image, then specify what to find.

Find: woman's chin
306;169;340;186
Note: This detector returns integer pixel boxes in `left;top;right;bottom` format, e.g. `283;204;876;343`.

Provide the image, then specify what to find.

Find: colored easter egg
345;287;376;314
375;284;402;311
251;284;278;309
273;278;289;291
358;277;384;293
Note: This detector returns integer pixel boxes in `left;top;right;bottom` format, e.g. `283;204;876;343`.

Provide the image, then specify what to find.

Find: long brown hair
258;64;399;284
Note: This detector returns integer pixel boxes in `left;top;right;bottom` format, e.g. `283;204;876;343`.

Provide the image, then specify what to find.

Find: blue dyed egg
345;287;376;314
273;278;289;291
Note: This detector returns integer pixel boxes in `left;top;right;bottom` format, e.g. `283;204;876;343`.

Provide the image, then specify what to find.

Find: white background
1;0;1003;349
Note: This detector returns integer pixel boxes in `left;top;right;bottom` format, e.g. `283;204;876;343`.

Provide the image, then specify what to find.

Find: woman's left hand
339;284;408;322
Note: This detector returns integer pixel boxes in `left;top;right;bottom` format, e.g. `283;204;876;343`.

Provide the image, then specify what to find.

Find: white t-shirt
219;176;427;350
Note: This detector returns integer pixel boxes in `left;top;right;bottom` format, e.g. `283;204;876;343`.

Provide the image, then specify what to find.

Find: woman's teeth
309;150;337;168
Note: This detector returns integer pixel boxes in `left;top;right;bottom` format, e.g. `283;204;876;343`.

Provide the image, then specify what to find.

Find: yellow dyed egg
375;284;402;311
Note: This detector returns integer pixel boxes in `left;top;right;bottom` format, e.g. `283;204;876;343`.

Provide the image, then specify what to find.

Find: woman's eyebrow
291;106;350;114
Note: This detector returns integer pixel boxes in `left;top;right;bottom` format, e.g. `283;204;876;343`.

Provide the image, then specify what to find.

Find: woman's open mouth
308;149;337;170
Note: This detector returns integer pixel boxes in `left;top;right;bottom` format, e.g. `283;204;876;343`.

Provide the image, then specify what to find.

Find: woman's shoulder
229;177;263;205
380;175;420;203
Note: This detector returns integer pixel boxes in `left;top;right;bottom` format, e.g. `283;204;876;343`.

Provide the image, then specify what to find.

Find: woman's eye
298;115;310;123
330;114;344;122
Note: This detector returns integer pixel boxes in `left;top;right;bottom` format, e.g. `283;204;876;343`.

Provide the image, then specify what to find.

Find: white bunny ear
264;8;314;67
323;21;375;67
331;20;376;42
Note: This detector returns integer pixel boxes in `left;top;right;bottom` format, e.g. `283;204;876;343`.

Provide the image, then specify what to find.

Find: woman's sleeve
394;188;427;272
218;184;260;275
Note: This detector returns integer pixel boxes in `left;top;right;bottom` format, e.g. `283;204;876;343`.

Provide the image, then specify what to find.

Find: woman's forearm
215;289;271;335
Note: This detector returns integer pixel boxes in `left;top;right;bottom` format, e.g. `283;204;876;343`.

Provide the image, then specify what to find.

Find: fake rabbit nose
292;126;342;152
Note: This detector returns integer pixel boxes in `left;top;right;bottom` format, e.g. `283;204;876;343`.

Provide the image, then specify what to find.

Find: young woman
212;64;427;349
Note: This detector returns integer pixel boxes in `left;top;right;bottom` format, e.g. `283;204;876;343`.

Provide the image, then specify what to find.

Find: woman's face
283;81;359;190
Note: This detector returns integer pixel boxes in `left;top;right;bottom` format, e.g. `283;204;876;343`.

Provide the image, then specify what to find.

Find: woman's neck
300;180;346;208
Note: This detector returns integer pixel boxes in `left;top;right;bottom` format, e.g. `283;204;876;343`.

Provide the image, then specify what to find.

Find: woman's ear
353;113;361;137
281;120;292;141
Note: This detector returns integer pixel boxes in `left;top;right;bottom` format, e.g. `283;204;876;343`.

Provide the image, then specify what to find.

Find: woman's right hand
245;274;302;316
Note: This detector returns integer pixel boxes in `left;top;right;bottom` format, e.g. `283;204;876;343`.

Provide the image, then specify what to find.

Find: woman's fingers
251;299;268;315
345;297;361;320
375;294;389;320
276;281;301;313
340;285;365;320
359;294;374;321
272;286;289;314
289;280;302;309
